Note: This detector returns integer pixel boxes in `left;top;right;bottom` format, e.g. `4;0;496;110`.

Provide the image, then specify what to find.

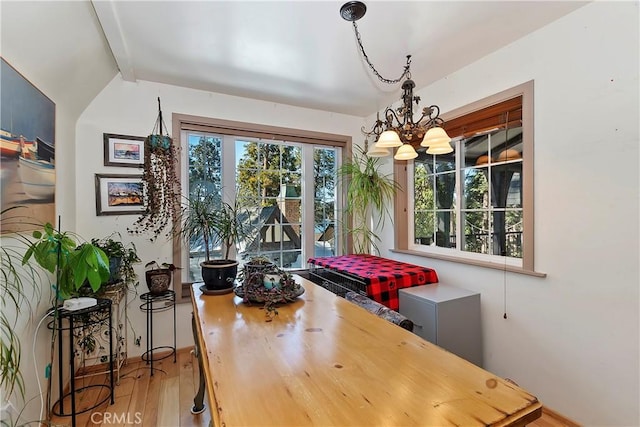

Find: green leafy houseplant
22;223;110;300
90;234;140;290
338;146;399;254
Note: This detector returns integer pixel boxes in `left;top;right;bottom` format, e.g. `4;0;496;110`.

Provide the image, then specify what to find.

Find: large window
173;115;347;293
396;81;538;274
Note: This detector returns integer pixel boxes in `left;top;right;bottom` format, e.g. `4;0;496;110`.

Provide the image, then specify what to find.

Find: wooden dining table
190;275;542;426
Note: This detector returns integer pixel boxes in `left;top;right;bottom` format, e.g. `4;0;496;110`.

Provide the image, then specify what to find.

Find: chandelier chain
352;22;411;85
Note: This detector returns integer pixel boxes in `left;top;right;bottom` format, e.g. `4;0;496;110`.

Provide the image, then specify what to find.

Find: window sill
178;282;195;304
390;248;547;278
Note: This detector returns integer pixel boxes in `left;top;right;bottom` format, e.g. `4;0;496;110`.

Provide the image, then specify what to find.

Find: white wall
74;77;363;359
374;2;639;425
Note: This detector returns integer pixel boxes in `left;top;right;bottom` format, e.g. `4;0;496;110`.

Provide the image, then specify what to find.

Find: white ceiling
93;0;588;117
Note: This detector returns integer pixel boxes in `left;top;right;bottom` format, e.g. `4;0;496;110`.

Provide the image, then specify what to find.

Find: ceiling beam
91;0;136;82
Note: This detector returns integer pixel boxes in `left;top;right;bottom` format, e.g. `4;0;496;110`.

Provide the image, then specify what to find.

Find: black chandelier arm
417;117;446;131
414;105;442;124
352;22;411;85
383;107;404;128
426;104;441;118
361;125;380;139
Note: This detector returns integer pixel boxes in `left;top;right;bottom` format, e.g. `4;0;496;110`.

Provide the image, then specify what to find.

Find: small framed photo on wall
95;174;145;216
103;133;145;167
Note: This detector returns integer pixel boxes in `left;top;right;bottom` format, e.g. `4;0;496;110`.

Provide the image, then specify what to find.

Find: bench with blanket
307;254;439;310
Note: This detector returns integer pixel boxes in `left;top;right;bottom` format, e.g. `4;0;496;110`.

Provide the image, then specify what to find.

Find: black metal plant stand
139;290;176;375
49;299;114;427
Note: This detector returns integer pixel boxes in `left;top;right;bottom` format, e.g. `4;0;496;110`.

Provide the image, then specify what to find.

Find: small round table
139;290;176;374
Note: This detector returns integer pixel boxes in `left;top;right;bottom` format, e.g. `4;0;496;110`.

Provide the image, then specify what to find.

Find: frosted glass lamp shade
376;130;402;148
394;144;418;160
367;143;391;157
421;126;452;147
426;139;453;155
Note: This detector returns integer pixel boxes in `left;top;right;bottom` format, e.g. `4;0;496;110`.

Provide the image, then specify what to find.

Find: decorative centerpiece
235;257;304;320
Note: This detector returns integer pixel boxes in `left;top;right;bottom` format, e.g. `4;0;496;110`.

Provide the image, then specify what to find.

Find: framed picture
95;174;145;216
103;133;145;167
1;58;56;233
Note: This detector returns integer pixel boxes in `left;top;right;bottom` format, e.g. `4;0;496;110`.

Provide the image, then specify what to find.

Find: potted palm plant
179;192;249;294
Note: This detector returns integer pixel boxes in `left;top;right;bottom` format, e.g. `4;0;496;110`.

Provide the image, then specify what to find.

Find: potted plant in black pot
179;191;249;295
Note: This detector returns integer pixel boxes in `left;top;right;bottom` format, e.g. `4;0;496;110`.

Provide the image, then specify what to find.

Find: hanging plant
337;146;399;254
128;98;181;241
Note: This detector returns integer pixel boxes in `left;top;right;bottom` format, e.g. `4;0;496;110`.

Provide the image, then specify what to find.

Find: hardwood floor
49;347;210;427
48;347;576;427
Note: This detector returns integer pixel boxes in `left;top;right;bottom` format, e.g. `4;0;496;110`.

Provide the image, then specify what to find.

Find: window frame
171;113;352;301
393;80;544;276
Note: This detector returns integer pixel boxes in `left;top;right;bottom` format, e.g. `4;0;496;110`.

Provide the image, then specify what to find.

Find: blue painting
1;58;56;232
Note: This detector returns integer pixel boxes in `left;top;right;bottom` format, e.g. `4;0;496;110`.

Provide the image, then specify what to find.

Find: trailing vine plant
128;97;181;241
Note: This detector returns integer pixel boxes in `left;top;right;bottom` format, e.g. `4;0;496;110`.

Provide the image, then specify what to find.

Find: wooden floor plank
178;349;196;427
122;362;151;425
158;376;181;426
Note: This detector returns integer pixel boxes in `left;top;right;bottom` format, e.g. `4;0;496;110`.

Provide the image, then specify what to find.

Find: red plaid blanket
308;254;438;310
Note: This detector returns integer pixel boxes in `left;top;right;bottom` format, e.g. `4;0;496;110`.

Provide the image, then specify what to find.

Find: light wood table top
191;276;541;427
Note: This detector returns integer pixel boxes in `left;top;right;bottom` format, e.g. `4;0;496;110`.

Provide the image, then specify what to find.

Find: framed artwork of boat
1;58;56;233
103;133;145;167
95;174;145;216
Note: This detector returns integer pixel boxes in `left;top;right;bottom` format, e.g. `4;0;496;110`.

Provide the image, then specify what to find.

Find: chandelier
340;1;453;160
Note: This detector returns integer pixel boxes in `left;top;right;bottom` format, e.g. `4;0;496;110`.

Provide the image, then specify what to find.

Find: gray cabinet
399;284;482;367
